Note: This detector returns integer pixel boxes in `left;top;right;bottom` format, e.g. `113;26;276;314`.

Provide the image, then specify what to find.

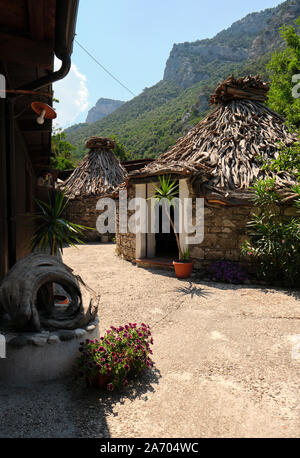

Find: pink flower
107;383;114;391
282;240;285;244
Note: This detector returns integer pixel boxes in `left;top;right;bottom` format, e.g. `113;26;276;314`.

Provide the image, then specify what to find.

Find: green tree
110;135;131;161
267;18;300;127
241;140;300;287
51;128;77;171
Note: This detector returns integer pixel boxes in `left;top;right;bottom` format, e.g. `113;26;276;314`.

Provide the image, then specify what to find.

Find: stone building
116;76;298;268
62;137;127;241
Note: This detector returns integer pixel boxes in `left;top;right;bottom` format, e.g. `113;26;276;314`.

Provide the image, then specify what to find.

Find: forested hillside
65;0;299;160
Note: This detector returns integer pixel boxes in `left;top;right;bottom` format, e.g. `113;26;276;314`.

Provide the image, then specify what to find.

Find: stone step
135;258;174;270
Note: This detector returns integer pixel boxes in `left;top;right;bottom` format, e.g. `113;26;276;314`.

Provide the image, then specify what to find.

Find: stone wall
115;186;136;261
189;203;252;269
189;201;299;269
64;196;103;242
114;182;298;268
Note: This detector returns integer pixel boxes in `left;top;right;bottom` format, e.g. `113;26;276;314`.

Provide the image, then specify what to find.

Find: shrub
241;178;300;287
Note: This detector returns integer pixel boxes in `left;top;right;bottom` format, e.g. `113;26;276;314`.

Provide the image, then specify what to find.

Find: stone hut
62;137;127;241
116;75;298;267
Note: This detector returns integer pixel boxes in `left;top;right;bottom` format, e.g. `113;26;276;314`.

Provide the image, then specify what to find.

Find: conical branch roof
61;137;127;199
130;75;298;196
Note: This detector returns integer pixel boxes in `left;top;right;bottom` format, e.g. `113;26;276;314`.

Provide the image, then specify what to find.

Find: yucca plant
31;189;93;256
152;175;184;260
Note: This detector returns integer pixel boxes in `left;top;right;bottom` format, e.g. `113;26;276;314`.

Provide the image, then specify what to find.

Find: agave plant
152;175;184;260
31;189;92;256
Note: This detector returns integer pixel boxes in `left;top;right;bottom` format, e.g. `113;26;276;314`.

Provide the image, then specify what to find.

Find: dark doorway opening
155;197;178;259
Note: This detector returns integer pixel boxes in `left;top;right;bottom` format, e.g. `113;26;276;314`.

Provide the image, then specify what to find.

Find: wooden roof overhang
0;0;78;177
128;169;297;207
128;170;192;185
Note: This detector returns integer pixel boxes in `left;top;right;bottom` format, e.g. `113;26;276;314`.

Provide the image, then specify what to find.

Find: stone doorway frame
135;179;189;259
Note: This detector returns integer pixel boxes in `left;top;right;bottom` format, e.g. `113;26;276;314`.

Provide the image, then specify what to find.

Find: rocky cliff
163;0;300;89
86;98;125;123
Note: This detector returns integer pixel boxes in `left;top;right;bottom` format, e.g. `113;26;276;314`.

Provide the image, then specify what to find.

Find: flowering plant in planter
77;323;153;390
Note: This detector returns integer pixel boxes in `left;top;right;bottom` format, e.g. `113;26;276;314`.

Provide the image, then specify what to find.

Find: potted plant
31;189;93;303
77;322;154;390
152;176;193;279
172;248;193;279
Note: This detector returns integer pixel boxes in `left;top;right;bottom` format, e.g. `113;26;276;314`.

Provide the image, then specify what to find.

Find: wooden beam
27;0;45;41
30;156;52;164
18;118;52;133
0;32;53;68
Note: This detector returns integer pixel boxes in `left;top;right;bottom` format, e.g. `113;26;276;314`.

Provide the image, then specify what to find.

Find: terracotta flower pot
173;260;193;279
87;373;111;388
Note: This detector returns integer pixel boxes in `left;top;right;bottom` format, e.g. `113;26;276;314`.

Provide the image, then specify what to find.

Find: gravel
0;243;299;438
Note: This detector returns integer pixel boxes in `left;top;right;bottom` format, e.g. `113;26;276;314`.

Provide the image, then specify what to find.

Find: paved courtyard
0;243;299;438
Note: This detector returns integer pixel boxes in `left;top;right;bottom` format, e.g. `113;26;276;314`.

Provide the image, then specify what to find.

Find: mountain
85;98;125;123
65;0;300;160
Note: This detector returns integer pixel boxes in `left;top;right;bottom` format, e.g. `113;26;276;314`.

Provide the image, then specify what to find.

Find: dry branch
61;137;127;199
130;75;298;198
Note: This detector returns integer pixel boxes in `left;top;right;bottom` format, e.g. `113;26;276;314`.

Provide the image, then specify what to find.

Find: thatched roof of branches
61;137;127;199
130;75;298;201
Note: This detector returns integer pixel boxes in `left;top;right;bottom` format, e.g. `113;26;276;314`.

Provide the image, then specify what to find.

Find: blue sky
53;0;284;128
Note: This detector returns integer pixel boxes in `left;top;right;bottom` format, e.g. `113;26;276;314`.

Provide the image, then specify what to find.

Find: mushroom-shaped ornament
31;102;57;125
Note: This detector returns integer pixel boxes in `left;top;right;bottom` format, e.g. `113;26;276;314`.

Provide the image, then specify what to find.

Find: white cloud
53;57;90;128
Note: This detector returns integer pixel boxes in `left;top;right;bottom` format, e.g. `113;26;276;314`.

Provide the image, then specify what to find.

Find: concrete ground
0;243;299;438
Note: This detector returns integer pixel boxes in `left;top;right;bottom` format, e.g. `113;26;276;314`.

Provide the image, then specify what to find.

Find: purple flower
123;379;128;387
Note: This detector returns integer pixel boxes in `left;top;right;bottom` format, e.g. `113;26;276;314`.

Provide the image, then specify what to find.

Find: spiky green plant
31;189;93;256
152;175;184;260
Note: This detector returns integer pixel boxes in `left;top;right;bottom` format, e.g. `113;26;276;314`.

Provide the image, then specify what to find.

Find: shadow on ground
67;365;162;438
176;281;210;298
